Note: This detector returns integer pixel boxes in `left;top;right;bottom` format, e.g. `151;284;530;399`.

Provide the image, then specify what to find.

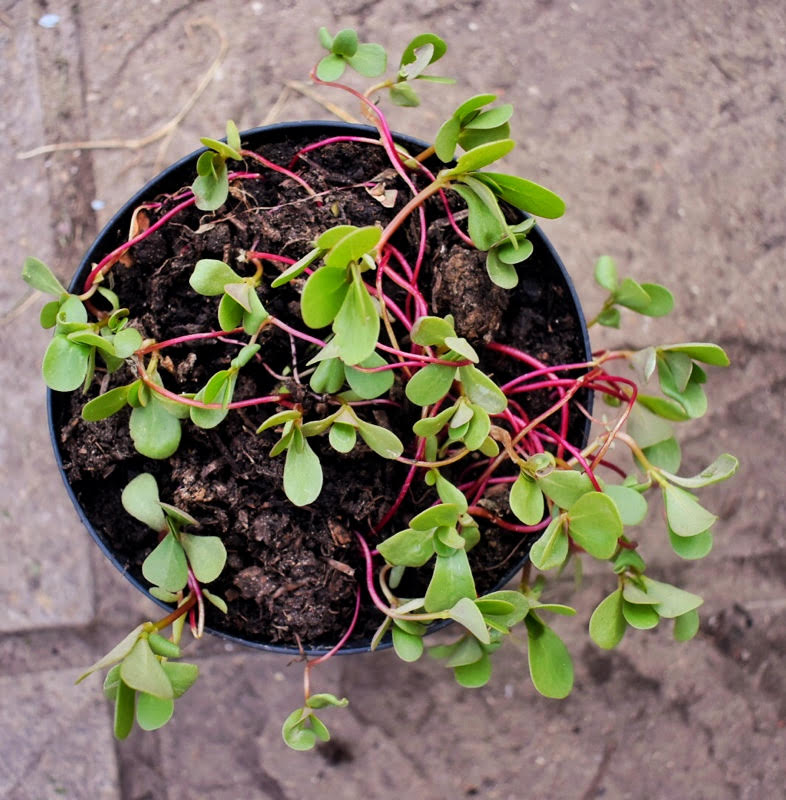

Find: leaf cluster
192;120;242;211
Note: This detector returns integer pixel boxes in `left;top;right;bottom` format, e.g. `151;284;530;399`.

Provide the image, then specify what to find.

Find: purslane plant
24;28;738;749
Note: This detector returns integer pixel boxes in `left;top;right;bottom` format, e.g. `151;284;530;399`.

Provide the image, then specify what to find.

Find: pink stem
288;135;383;169
310;586;362;665
245;251;297;265
240;149;317;197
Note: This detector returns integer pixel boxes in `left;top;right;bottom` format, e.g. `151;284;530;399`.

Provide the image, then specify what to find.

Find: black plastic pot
48;122;592;656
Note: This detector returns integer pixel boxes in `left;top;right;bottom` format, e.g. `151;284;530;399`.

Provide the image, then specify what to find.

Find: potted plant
23;28;737;750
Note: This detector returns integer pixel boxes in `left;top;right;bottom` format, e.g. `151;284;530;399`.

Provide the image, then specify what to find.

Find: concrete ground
1;0;784;797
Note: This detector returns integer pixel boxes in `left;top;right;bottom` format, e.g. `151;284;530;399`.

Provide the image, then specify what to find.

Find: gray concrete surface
1;0;784;798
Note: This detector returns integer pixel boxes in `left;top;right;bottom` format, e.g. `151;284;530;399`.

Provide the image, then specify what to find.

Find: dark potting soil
54;131;588;650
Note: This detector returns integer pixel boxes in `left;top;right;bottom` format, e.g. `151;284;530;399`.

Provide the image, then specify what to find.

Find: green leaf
434;473;468;513
477;171;566;218
458;365;507;413
142;533;188;593
180;533;226;584
400;33;447;72
537;470;593;509
405;363;456;406
161;661;199;698
525;615;574;699
344;352;394;398
223;281;253;312
530;517;569;571
226;119;241;154
190;260;243;297
301;267;350;328
614;277;651;311
479;590;530;628
597;307;621;328
673;608;700;642
431;635;484;667
413;405;456;436
309;714;331;743
192;158;229;211
347;42;387;77
639;576;703;619
638;283;674;316
447;597;490;644
485;248;519;288
509;473;544;525
660;343;730;367
39;300;61;328
392;626;424;662
120;638;173;699
589;589;627;649
76;624;145;683
82;384;130;422
463;404;491;450
377;528;435;567
662;484;717;537
436;525;467;550
434;115;461;161
328;422;357;453
202;589;228;614
22;256;67;295
333;276;380;365
190;384;230;429
390;81;420;107
356;419;404;459
450;183;506;251
316;53;346;81
659;453;739;489
130;399;181;459
42;334;90;391
465;104;514;130
103;664;122;701
217;292;244;331
594;255;618;292
669;527;713;560
113;327;143;358
602;484;648;526
282;708;317;751
114;680;136;740
444;336;479;362
306;693;349;709
310;356;345;394
283;429;323;506
451;139;515;173
567;492;622;559
410;503;461;530
622;599;660;629
331;28;358;56
149;587;178;603
424;548;476;613
136;692;174;731
636;394;691;422
122;473;165;532
325;226;381;268
270;247;322;287
454;652;492;688
410;315;456;346
243;288;269;335
628;403;675;450
495;236;534;265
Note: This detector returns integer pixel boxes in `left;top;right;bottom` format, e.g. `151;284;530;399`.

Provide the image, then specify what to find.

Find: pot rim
47;121;592;656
